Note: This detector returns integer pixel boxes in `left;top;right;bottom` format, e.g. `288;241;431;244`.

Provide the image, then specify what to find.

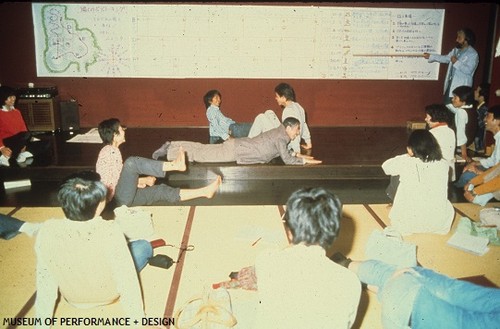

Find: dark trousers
0;213;24;240
2;131;52;166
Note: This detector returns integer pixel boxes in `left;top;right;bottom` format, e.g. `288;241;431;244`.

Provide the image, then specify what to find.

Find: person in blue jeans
455;105;500;188
1;171;165;271
204;89;251;144
336;258;500;329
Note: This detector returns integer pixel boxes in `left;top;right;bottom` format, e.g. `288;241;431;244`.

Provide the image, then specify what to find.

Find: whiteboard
32;3;444;80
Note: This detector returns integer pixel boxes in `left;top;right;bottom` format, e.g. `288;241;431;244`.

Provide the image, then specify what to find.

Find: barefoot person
96;118;221;207
152;117;322;166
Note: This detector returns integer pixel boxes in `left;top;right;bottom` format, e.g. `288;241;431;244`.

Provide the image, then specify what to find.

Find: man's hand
423;52;430;59
296;153;313;159
303;158;322;165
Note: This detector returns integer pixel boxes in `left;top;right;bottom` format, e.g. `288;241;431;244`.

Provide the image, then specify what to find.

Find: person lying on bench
152;117;322;165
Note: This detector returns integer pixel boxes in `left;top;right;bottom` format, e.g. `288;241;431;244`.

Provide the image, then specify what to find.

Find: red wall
0;2;495;128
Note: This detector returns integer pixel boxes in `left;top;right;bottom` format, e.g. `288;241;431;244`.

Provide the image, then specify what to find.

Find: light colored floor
1;203;499;329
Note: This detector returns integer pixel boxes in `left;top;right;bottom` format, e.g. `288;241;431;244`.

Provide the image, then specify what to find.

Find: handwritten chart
32;4;444;80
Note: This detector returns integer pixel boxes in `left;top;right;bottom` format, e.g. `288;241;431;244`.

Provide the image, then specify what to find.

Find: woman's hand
137;176;156;188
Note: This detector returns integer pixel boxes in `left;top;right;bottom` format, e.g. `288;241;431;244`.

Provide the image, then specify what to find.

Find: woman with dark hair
0;86;51;167
383;129;454;235
96;118;221;207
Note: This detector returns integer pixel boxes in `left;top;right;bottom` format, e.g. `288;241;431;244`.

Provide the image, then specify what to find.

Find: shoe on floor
148;254;174;269
16;153;26;163
0;155;10;167
21;151;33;158
329;252;352;268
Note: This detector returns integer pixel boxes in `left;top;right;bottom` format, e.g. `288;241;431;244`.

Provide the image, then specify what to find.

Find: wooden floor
1;202;498;329
1;127;498;328
0;126;468;207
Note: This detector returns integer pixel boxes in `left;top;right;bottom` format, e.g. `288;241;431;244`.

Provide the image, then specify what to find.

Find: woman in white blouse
383;129;454;235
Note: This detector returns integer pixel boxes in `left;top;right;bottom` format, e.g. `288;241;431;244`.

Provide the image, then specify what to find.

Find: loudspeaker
60;101;80;131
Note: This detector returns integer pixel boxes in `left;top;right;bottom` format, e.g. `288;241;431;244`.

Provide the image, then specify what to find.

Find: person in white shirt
204;89;251;144
383;130;454;235
35;172;146;328
446;85;474;163
425;104;457;181
253;187;361;329
423;28;479;104
455;105;500;188
246;83;313;155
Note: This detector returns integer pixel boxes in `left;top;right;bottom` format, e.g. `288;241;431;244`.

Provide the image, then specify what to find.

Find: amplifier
17;86;58;99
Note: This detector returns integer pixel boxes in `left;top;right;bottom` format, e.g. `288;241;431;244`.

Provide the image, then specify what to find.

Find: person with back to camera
204;89;251;144
0;86;51;167
152;117;322;165
96;118;221;207
423;27;479;104
215;187;361;328
383;129;454;235
34;172;149;328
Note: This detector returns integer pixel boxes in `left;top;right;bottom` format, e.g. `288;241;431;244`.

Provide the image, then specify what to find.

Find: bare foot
172;147;186;172
204;175;222;199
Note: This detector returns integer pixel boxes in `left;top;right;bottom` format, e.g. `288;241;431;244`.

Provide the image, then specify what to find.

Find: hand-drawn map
32;3;444;80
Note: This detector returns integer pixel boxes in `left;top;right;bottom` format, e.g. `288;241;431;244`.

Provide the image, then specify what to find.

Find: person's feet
152;141;171;160
204;175;222;199
172;147;186;172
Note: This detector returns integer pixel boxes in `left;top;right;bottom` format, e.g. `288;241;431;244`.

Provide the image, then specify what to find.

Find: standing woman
383;130;454;235
96;118;221;207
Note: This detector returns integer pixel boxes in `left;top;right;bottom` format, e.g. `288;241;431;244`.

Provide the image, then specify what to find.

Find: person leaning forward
152;117;322;165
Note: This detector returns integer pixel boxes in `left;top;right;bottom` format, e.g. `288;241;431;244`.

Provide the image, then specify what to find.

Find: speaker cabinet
17;97;61;132
60;101;80;131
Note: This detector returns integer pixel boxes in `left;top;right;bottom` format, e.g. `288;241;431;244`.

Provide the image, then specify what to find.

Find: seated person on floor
456;105;500;188
383;129;454;235
0;212;41;240
35;171;147;327
0;86;51;167
215;187;361;329
275;82;312;153
332;257;500;329
204;89;251;144
152;117;321;165
4;171;166;271
425;103;457;181
246;82;312;155
464;161;500;206
96;118;221;207
247;109;281;138
446;85;474;163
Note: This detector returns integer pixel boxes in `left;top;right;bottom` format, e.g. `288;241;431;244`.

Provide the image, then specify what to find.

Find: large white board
32;3;444;80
